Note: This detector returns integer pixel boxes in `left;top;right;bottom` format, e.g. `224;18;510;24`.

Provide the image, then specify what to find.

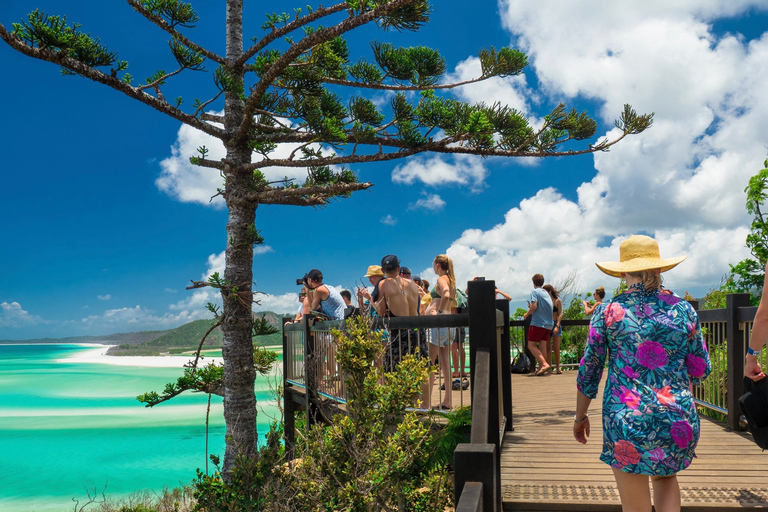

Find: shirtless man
375;255;430;407
375;256;421;319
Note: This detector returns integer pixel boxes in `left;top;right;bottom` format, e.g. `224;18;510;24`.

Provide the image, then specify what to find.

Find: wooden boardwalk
501;371;768;511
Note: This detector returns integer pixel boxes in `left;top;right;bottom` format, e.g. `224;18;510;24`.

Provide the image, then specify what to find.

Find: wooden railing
454;280;511;512
692;293;768;431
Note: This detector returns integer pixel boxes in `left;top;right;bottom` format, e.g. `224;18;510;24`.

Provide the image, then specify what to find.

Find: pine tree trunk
220;0;257;475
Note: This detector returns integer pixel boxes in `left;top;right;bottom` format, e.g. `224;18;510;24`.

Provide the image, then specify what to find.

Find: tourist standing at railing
574;235;711;512
302;269;346;320
522;273;554;375
543;284;563;374
374;254;427;369
357;265;385;316
746;262;768;381
583;286;606;315
426;254;458;410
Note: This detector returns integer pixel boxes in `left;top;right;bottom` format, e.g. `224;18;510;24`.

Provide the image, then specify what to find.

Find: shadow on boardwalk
501;371;768;511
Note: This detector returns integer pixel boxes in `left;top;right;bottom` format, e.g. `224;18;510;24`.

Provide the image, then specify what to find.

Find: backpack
511;350;531;374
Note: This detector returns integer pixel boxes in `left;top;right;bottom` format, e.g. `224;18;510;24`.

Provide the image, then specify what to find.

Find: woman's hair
434;254;456;297
420;279;430;291
594;286;606;300
543;284;559;299
626;271;661;293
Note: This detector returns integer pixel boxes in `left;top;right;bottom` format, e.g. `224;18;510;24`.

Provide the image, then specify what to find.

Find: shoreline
56;344;225;368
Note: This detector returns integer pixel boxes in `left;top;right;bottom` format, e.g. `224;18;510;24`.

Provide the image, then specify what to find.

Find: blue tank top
320;285;346;320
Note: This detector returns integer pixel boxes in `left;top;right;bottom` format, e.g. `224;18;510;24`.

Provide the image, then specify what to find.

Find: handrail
455;482;483;512
454;279;507;512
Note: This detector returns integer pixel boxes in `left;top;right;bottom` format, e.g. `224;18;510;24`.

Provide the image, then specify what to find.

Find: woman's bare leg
439;344;452;408
611;468;652;512
553;334;562;372
427;343;439;408
651;474;680;512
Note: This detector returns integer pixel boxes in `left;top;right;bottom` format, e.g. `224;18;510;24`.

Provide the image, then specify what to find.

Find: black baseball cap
380;255;400;272
400;266;411;275
306;269;323;281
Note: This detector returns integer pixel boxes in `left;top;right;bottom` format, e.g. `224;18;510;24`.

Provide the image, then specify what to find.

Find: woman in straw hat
573;235;711;512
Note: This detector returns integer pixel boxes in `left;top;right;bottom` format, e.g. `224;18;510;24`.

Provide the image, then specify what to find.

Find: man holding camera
301;269;346;320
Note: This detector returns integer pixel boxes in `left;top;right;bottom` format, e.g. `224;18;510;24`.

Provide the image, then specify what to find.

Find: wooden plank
501;371;768;510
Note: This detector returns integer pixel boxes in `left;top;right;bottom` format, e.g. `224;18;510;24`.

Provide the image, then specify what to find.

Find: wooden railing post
303;313;320;428
496;299;513;432
466;279;502;512
454;443;498;512
468;279;500;446
282;317;296;460
726;293;750;431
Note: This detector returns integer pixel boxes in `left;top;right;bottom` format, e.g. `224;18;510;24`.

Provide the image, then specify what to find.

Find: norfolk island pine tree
0;0;652;476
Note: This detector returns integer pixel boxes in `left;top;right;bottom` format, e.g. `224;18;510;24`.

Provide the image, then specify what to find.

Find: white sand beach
58;344;224;368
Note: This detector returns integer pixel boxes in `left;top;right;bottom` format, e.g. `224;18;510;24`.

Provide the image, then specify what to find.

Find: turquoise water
0;344;280;512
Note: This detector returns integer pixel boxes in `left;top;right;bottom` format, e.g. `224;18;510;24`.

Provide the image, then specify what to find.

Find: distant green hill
106;311;288;356
1;312;289;356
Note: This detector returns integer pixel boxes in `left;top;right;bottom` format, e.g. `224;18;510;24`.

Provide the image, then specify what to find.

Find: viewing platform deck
501;371;768;511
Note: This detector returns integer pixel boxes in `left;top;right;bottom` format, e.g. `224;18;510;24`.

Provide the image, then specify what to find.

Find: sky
2;0;768;339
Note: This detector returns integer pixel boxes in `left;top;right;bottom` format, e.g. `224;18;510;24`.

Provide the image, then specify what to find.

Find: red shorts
527;325;551;343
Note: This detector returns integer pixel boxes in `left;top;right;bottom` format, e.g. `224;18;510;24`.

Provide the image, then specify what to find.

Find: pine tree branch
252;182;373;206
237;2;350;68
126;0;225;65
237;0;416;146
318;75;488;91
0;22;227;140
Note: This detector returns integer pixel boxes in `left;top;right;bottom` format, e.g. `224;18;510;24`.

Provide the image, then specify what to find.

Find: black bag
511;351;531;374
739;377;768;450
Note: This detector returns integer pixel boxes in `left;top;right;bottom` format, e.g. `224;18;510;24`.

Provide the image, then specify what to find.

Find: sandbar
58;344;224;368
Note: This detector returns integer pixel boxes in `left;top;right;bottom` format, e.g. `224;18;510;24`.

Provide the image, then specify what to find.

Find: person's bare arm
523;301;538;320
437;276;451;313
573;391;592;444
496;289;512;301
304;286;327;315
746;263;768;381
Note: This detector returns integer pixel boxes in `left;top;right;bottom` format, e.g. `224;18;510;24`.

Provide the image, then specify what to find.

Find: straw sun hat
364;265;384;277
595;235;687;278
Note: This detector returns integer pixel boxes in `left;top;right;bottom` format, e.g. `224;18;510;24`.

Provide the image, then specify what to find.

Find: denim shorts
551;324;562;336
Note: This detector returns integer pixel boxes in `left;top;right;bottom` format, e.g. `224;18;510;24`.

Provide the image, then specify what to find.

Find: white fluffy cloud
1;301;44;329
421;1;768;300
409;192;446;212
391;154;489;191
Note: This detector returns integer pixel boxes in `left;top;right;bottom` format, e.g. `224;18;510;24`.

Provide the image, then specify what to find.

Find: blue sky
2;0;768;339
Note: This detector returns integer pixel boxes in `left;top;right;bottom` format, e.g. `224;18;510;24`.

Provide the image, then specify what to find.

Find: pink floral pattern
614;440;642;467
636;340;668;369
619;386;641;409
577;288;711;476
604;302;625;326
671;421;693;449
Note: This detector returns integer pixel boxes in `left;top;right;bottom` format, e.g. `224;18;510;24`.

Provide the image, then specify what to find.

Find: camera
476;277;486;281
296;278;306;285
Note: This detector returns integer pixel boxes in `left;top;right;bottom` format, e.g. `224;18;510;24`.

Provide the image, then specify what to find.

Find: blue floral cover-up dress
576;288;712;476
